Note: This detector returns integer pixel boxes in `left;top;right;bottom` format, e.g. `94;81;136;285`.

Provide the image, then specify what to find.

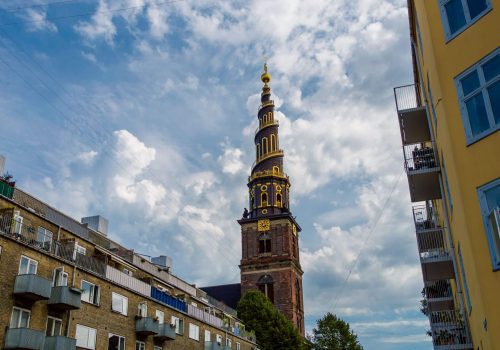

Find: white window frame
10;307;30;328
226;337;232;348
73;242;86;260
46;316;62;336
205;329;211;342
216;334;222;344
19;255;38;275
188;323;199;341
171;316;183;335
111;292;128;316
455;48;500;144
75;324;96;350
155;310;164;324
135;341;146;350
478;178;500;270
12;211;23;235
52;267;68;287
36;226;53;251
236;342;241;350
108;333;125;350
438;0;492;41
137;302;147;317
81;280;100;305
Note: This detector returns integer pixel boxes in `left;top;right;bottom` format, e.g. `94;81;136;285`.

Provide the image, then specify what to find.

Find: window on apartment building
52;267;68;287
10;307;30;328
456;49;499;144
258;233;272;254
216;334;222;344
171;316;184;335
36;227;53;251
236;342;241;350
81;280;100;305
155;310;164;324
477;178;500;269
458;245;473;312
19;255;37;274
111;293;128;316
135;341;145;350
75;324;97;350
137;302;147;317
13;211;23;234
73;242;87;260
438;0;492;40
108;334;125;350
226;338;232;348
188;323;200;341
205;330;211;342
46;316;62;336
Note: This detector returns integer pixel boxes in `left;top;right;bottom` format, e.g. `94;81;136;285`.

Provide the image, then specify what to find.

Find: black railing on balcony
429;310;471;348
413;204;442;231
403;142;439;173
424;280;453;300
394;84;423;112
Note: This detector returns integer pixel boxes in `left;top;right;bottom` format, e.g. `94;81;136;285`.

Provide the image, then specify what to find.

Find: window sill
81;300;100;307
110;309;127;316
444;8;493;44
465;126;499;147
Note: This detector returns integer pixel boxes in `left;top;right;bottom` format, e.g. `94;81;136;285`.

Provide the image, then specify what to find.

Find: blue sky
0;1;432;348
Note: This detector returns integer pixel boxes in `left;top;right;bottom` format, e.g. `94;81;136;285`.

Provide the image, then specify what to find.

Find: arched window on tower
276;193;282;207
257;275;274;303
261;192;268;207
256;144;260;160
262;137;268;155
292;236;296;258
258;233;271;254
273;166;280;175
270;134;276;152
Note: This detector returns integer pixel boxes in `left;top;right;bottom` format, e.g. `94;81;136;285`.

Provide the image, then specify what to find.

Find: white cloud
22;9;57;32
81;51;97;63
77;150;98;164
218;139;245;175
74;0;116;44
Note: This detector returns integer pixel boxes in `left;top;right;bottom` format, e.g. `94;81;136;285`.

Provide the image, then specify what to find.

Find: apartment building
394;0;499;349
0;180;258;350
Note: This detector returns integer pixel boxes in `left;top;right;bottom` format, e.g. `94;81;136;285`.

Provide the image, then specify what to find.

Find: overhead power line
1;0;79;13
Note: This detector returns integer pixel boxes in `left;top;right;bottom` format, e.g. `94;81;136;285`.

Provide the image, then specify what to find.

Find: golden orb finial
261;62;271;85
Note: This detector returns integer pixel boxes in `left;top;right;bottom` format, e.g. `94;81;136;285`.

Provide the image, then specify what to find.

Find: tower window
257;275;274;303
262;137;268;154
271;134;276;151
276;193;282;207
259;234;272;254
261;192;268;206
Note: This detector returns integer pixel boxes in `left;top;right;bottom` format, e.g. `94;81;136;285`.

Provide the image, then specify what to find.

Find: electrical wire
1;0;79;12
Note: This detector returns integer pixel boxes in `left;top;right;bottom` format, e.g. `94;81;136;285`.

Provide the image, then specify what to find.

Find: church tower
238;64;305;335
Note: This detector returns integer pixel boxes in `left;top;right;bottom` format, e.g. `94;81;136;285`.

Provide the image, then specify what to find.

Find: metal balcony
154;324;176;341
4;328;45;349
204;342;231;350
48;286;82;311
13;274;52;301
394;84;431;144
135;317;159;336
429;310;473;349
403;142;441;202
417;229;454;282
43;336;76;350
424;280;454;312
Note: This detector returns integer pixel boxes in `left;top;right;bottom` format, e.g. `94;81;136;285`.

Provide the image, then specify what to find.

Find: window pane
81;282;91;303
19;257;29;274
445;0;467;34
467;0;488;19
460;71;481;96
28;261;37;274
488;81;500;124
112;295;122;313
20;311;29;328
484;184;500;210
10;309;20;328
483;54;500;82
46;318;54;336
465;93;490;135
75;326;89;348
53;319;62;336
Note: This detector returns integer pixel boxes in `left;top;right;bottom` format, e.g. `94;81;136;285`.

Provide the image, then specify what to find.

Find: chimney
151;255;173;271
81;215;109;236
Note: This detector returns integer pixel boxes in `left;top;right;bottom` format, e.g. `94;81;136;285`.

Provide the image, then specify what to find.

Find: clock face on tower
257;219;271;231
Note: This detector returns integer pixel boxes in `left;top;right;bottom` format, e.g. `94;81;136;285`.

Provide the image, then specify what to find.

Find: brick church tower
238;64;305;335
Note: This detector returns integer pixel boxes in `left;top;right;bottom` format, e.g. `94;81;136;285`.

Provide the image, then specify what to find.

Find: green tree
311;313;363;350
237;290;305;350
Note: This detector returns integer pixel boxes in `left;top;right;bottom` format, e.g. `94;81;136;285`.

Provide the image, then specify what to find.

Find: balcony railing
394;84;422;112
48;286;82;310
135;317;159;336
0;179;14;199
259;100;274;111
403;142;439;174
255;120;279;134
106;265;151;296
424;280;453;301
252;150;284;169
205;342;231;350
188;304;223;328
14;274;52;301
151;286;187;313
154;324;176;341
4;328;45;349
416;230;450;263
44;336;76;350
413;204;442;232
429;310;472;349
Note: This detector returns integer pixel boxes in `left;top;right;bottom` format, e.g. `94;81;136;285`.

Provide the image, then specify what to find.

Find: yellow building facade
394;0;499;349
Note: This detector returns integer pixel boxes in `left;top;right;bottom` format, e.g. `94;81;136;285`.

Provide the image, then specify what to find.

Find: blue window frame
455;49;500;144
458;245;472;312
477;178;500;270
438;0;492;41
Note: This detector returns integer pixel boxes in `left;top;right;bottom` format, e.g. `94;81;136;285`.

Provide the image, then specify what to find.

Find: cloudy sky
0;0;431;348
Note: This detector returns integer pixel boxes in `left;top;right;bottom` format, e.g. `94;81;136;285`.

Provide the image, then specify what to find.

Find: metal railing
0;214;106;276
424;280;453;300
259;100;274;111
403;142;439;173
394;84;422;112
188;304;224;328
416;229;450;263
252;150;284;169
429;310;471;347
